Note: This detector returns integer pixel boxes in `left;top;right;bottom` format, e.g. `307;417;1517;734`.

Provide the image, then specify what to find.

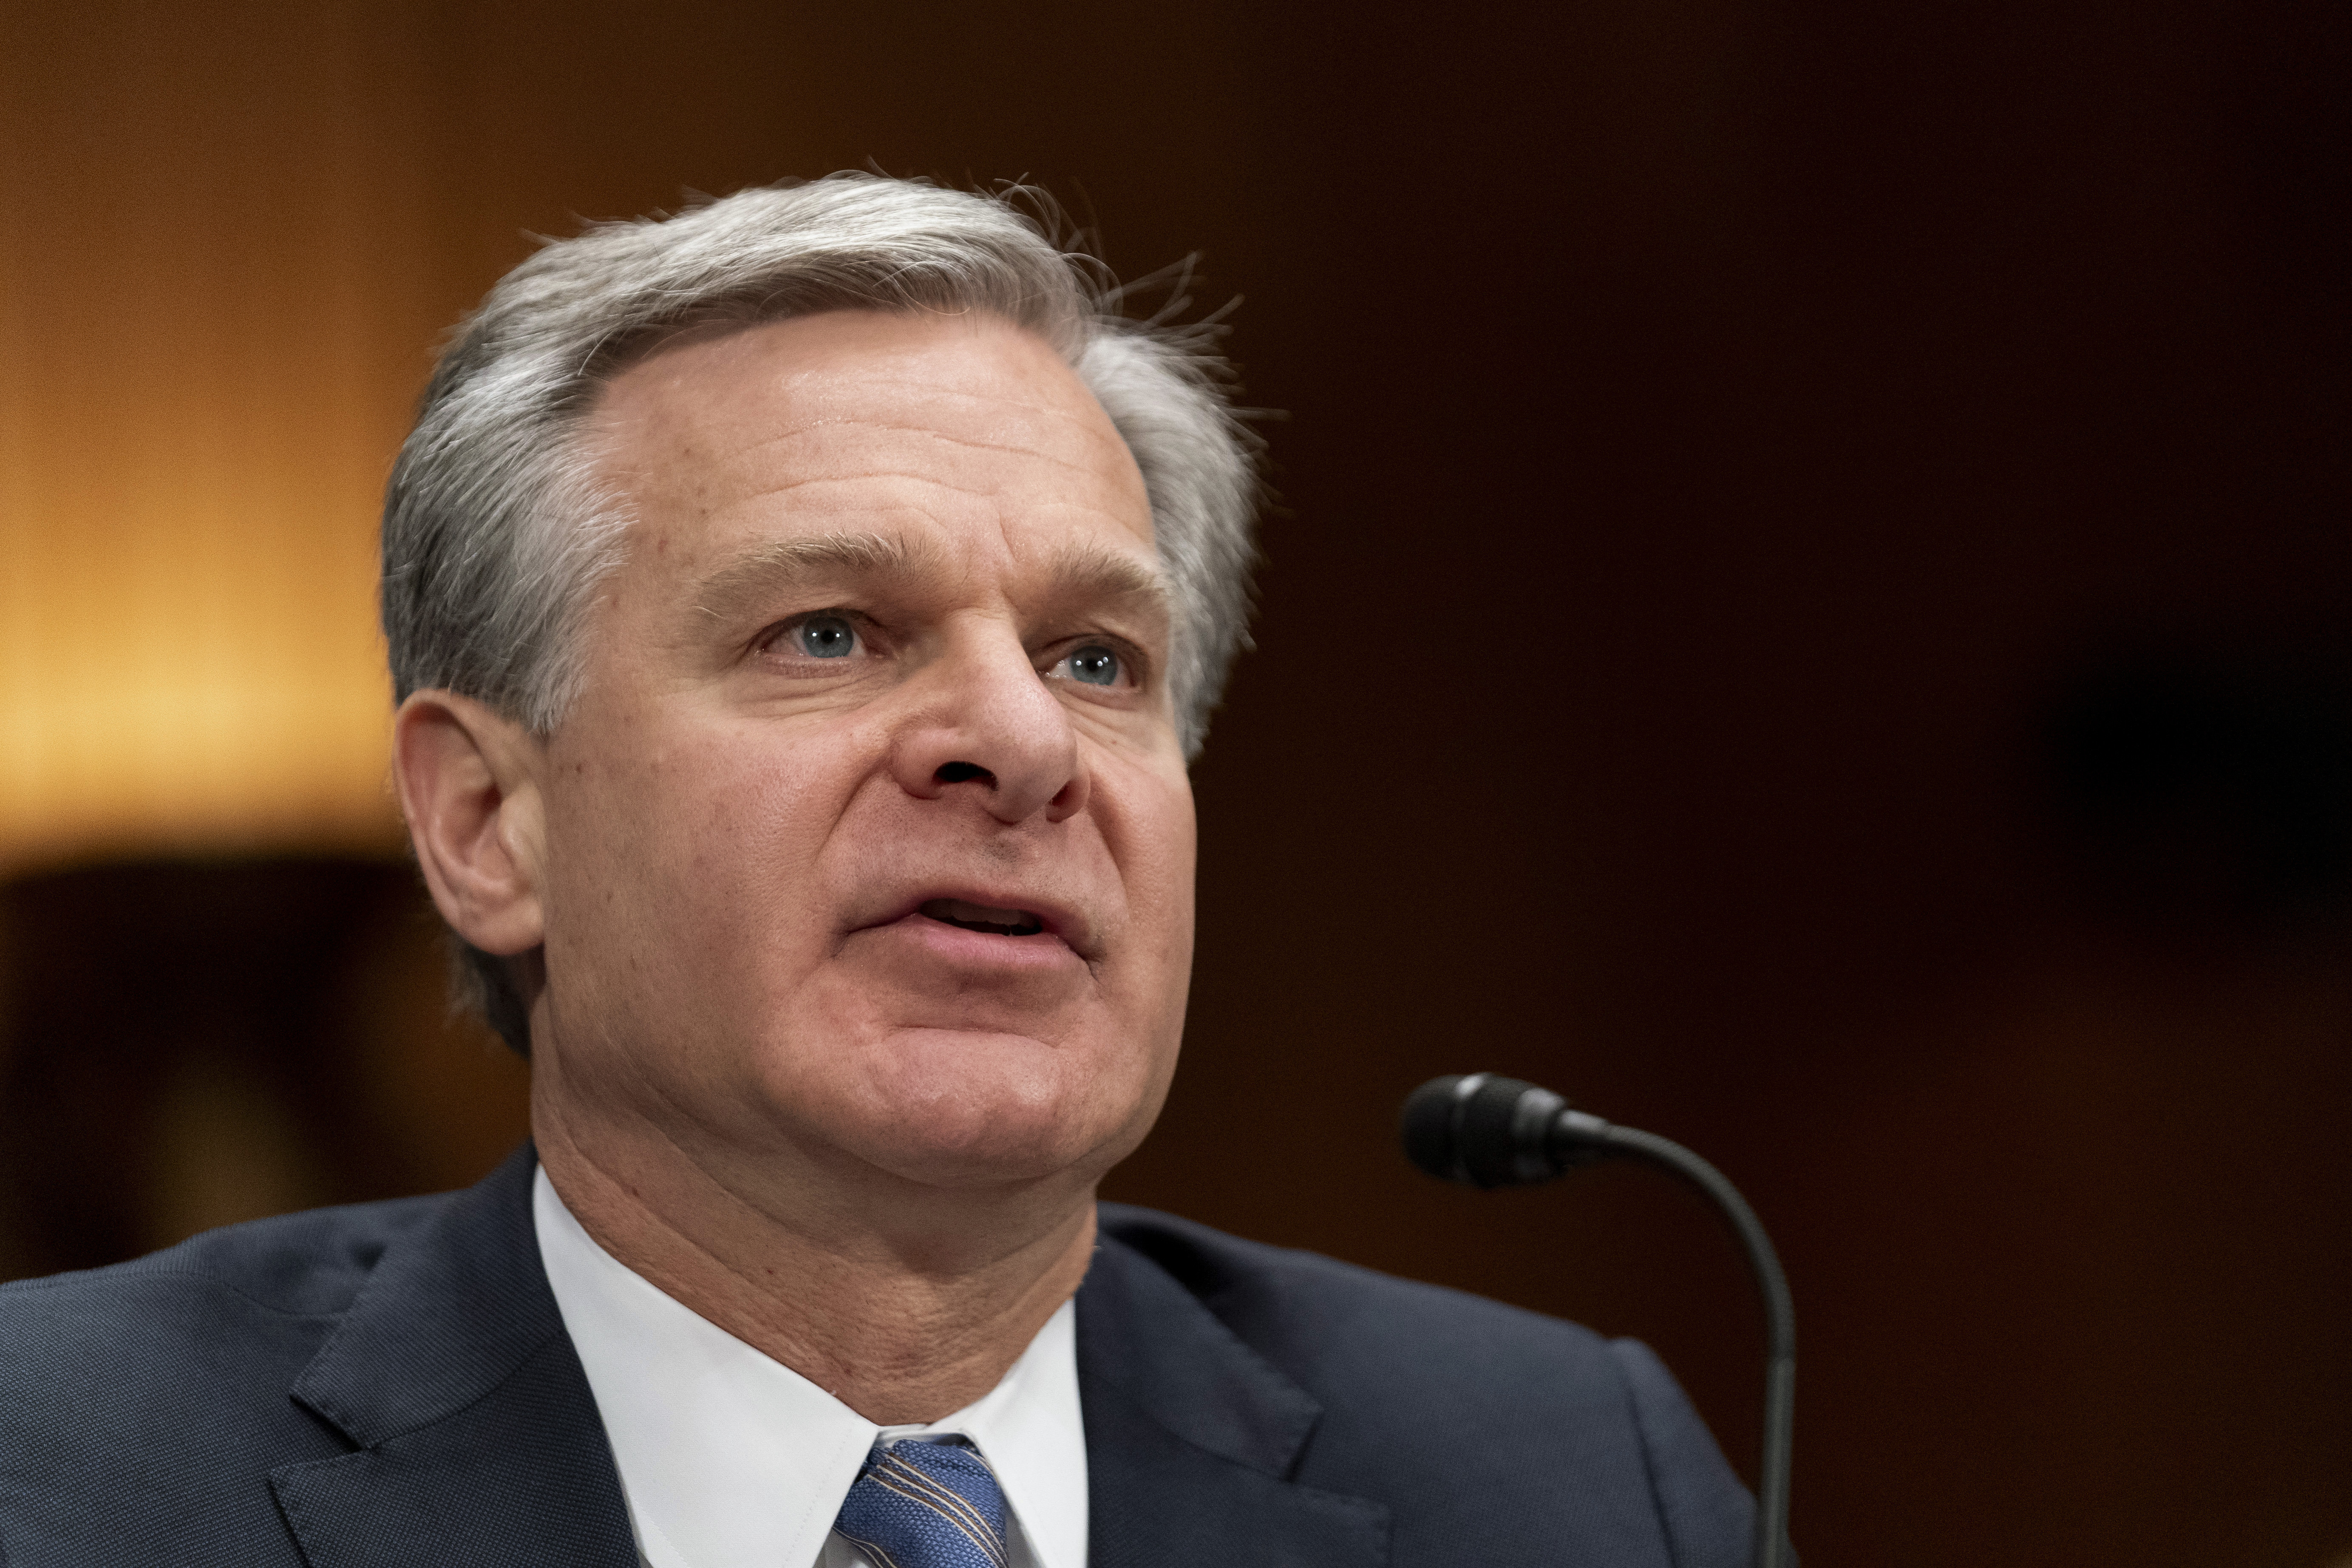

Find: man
0;176;1755;1565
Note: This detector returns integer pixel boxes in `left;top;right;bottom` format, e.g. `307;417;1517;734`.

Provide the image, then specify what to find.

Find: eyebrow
1035;538;1173;616
689;529;1172;628
693;531;936;624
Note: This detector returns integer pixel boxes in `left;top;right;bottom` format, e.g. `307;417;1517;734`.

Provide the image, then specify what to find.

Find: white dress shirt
533;1166;1089;1568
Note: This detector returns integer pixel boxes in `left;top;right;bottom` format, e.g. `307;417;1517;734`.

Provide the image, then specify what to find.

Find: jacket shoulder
1096;1200;1621;1388
0;1193;452;1563
0;1192;450;1438
0;1191;445;1325
1094;1203;1757;1568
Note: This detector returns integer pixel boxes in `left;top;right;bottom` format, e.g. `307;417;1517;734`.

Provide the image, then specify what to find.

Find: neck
530;1072;1099;1427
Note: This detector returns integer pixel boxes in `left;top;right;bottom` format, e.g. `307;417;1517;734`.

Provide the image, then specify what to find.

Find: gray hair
381;174;1261;1052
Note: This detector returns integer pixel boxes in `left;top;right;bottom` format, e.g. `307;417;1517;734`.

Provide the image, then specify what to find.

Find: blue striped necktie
834;1438;1010;1568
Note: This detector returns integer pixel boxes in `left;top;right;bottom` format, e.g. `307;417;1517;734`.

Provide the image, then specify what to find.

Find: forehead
585;310;1153;574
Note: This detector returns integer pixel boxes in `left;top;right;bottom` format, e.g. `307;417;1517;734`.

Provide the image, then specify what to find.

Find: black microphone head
1400;1073;1569;1189
1400;1075;1471;1180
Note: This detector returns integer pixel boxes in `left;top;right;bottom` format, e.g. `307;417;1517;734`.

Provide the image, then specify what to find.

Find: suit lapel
269;1154;1389;1567
267;1146;637;1568
1077;1230;1390;1568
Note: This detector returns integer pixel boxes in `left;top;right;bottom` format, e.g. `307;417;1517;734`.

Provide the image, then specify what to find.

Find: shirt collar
533;1164;1088;1568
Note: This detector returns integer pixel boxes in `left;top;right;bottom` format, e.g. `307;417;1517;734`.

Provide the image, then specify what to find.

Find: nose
890;627;1089;825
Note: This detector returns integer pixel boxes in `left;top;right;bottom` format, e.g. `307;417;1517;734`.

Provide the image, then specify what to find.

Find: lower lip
856;912;1085;973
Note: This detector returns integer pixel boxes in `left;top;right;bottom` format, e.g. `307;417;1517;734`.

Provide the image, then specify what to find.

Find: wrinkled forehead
584;309;1151;550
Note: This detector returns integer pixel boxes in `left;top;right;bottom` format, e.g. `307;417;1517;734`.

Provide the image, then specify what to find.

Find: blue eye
795;615;857;659
1066;645;1120;686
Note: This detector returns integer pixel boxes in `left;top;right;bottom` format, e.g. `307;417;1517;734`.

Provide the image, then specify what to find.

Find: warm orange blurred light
0;0;460;872
0;434;401;868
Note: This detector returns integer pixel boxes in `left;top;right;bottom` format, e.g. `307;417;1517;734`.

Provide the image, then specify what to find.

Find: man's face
530;310;1194;1195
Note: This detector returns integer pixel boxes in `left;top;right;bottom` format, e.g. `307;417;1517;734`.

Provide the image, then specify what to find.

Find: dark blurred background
3;0;2348;1562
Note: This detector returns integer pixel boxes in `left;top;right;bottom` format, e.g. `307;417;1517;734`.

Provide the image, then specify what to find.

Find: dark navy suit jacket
0;1146;1754;1565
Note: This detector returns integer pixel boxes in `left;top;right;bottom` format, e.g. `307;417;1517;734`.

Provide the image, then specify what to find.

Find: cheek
542;718;871;1001
1116;763;1198;941
1097;761;1199;1027
1071;779;1194;1165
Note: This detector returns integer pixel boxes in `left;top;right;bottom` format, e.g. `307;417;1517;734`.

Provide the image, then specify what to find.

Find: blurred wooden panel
0;859;529;1282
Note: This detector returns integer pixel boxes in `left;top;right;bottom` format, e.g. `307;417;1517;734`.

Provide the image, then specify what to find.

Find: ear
391;690;548;956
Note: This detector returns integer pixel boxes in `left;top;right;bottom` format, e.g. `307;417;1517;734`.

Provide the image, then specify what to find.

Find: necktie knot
835;1438;1010;1568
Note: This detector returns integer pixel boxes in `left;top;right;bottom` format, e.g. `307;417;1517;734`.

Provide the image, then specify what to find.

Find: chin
861;1131;1097;1190
829;1024;1154;1191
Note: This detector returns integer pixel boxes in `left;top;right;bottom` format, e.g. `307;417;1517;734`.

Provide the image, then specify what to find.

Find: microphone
1401;1073;1795;1568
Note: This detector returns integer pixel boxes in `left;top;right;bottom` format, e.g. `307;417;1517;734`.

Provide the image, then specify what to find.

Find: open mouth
918;897;1046;937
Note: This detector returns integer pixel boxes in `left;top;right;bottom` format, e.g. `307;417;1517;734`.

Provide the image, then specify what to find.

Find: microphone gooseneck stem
1557;1112;1794;1568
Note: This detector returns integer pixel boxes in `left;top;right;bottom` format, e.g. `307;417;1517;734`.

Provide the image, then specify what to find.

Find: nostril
935;761;994;786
